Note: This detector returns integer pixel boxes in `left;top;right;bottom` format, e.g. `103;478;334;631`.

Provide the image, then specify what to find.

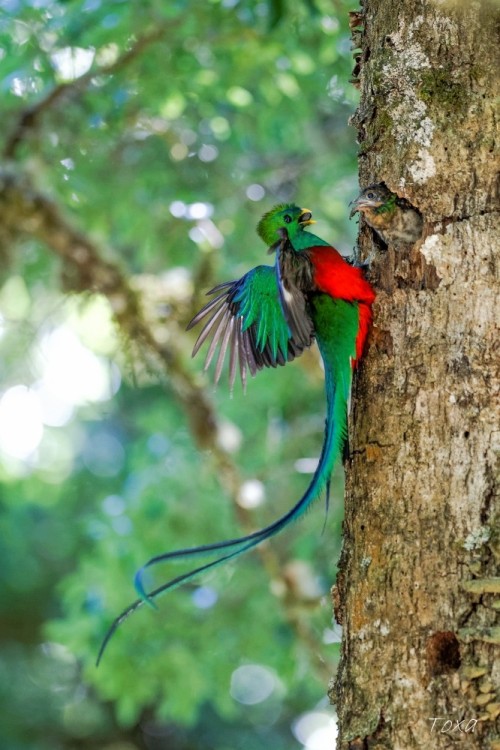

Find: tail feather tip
134;568;158;610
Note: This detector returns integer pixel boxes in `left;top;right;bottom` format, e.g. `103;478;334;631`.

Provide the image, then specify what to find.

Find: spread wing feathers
187;265;313;389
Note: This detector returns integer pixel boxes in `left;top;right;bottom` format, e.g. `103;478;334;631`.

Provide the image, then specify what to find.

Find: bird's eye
284;215;292;224
366;192;375;199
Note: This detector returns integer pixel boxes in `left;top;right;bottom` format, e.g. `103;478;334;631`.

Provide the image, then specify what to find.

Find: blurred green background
0;1;359;747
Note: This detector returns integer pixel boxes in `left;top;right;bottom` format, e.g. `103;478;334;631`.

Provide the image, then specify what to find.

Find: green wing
187;265;313;390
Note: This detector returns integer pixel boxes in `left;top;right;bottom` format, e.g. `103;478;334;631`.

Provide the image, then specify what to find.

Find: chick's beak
299;208;315;225
349;198;360;219
349;192;380;218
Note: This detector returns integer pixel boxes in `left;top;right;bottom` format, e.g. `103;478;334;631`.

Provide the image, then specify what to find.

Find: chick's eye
284;215;292;224
366;192;374;199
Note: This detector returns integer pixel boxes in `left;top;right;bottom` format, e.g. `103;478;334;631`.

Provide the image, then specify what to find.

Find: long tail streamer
97;299;355;664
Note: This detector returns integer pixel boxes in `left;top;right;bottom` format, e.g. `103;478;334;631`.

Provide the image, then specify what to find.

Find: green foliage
0;0;356;746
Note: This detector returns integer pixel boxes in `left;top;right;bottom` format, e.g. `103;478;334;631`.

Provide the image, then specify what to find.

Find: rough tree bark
332;1;499;748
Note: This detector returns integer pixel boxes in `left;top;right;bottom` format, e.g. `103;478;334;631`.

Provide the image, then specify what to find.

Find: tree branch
3;25;168;160
0;165;219;450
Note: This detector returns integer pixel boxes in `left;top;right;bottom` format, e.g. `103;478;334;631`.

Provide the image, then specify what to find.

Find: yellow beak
299;208;316;226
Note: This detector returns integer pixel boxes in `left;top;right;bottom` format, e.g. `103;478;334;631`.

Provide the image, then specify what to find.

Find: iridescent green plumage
97;204;375;664
187;263;312;391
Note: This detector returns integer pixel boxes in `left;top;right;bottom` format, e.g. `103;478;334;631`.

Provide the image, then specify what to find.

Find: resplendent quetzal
350;183;423;245
97;204;375;664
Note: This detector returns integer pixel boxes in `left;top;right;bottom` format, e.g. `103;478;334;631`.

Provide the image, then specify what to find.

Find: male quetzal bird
97;204;375;664
350;183;423;245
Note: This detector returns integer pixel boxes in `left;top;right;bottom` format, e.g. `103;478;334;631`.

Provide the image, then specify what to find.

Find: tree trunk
332;1;499;748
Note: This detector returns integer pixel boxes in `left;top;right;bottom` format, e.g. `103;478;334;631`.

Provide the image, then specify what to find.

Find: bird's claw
357;250;376;270
345;248;375;269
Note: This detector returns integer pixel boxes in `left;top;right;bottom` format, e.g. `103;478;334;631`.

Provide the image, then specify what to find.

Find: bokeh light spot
292;710;338;750
102;494;125;517
34;381;74;427
0;275;30;320
82;432;125;477
198;144;219;162
186;202;213;220
226;86;253;107
37;326;119;406
246;184;265;201
230;664;278;705
237;479;265;509
192;586;218;609
111;516;132;536
169;200;187;218
294;457;319;474
209;116;231;139
216;420;242;453
0;385;43;460
51;47;95;81
170;143;188;161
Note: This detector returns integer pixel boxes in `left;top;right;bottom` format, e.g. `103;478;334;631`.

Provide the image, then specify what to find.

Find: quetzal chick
350;183;423;245
96;204;375;664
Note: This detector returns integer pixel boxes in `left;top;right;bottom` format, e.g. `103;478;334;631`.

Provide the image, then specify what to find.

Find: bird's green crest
256;203;312;245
